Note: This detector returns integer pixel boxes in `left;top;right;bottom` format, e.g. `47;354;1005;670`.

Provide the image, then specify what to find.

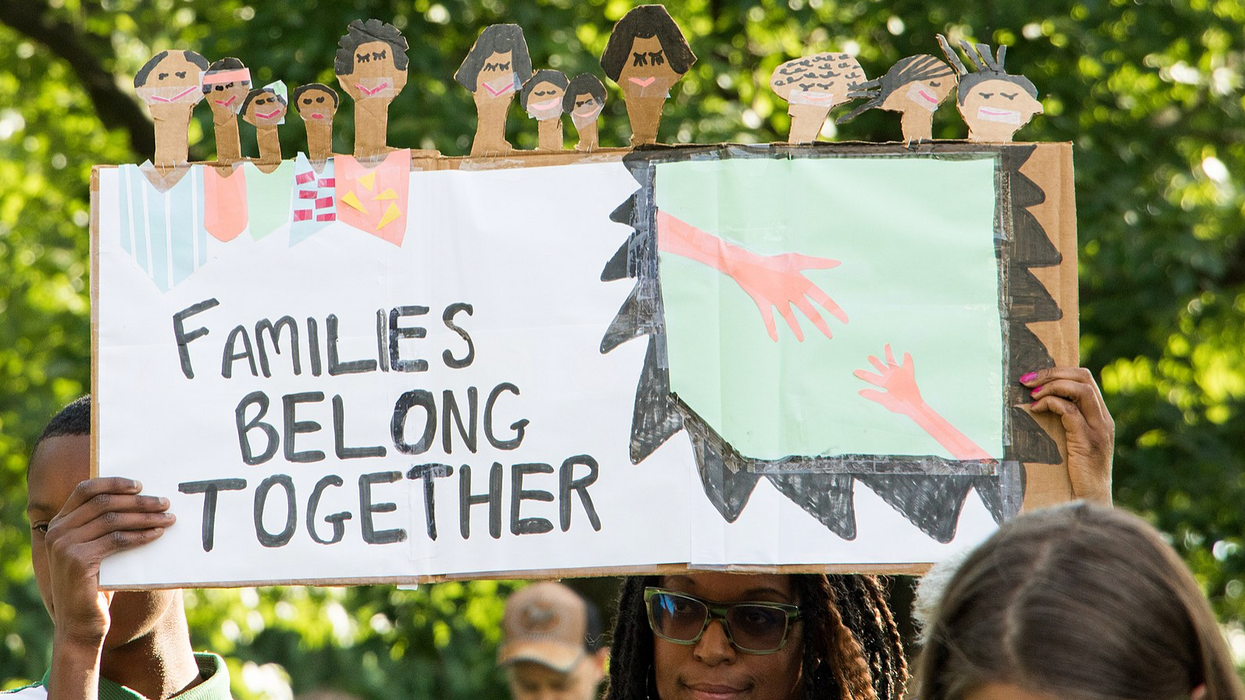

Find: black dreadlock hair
605;574;907;700
837;54;955;124
936;34;1037;106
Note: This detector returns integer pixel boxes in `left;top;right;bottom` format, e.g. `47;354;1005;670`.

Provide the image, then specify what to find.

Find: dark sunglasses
643;587;802;654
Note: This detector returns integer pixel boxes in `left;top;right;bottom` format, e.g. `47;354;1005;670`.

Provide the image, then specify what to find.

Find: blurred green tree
2;0;1243;696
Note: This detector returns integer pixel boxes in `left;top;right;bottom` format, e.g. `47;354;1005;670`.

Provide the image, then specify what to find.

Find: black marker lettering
179;478;246;551
459;462;502;540
559;454;601;532
327;313;378;375
510;462;554;535
221;325;258;378
391;389;436;455
172;298;219;379
235;391;279;465
255;316;301;378
254;474;296;547
333;395;386;459
441;387;478;454
283;391;325;463
442;303;475;369
307;474;351;544
406;463;454;540
388;305;430;373
307;317;322;376
484;383;528;450
359;471;407;544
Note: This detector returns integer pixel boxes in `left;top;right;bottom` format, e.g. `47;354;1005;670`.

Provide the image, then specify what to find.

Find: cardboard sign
91;143;1077;588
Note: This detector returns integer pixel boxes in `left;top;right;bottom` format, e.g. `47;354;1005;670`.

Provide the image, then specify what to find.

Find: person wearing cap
499;582;609;700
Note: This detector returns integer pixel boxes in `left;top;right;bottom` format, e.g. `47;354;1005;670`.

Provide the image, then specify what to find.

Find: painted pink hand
854;344;922;413
855;345;991;460
655;211;847;343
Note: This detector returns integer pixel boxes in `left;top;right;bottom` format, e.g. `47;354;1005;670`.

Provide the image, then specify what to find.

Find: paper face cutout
522;69;569;152
837;54;955;143
455;24;534;156
134;50;209;167
241;83;287;165
292;83;340;162
564;73;607;152
203;57;251;165
335;19;410;158
938;35;1043;143
600;5;696;146
770;52;867;144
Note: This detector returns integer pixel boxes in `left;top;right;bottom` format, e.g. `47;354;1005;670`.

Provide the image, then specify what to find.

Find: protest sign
92;142;1076;588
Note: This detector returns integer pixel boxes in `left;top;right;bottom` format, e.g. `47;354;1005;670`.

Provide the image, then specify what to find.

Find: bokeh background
2;0;1244;696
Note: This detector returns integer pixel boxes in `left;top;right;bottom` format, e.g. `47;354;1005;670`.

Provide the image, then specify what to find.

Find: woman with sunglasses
606;572;907;700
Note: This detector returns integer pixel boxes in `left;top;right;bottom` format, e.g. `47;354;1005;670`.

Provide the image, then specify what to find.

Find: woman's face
653;573;804;700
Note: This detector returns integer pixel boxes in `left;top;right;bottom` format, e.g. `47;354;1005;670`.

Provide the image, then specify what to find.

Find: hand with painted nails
856;345;991;460
1020;367;1115;505
656;210;847;342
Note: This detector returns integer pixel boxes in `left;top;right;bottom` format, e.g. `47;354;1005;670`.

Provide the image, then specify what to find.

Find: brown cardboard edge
99;561;932;590
90;167;101;480
1019;142;1079;511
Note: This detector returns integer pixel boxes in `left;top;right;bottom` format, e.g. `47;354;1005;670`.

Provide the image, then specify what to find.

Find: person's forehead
662;572;794;600
27;434;91;516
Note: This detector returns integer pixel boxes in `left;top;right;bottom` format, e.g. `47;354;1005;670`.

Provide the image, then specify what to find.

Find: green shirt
4;653;230;700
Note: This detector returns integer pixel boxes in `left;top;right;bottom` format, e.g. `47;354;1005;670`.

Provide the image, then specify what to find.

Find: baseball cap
498;582;589;673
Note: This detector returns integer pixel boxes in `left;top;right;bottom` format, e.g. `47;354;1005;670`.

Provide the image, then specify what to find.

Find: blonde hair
912;503;1244;700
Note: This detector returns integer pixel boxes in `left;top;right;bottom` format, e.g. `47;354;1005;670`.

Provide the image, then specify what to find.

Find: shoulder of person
174;652;232;700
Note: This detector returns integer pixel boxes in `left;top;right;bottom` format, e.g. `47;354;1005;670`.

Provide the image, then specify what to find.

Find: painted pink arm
854;345;991;461
656;210;848;342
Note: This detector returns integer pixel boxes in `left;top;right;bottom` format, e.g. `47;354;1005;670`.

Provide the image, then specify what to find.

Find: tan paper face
960;78;1042;139
617;35;680;97
205;81;251;120
338;40;408;101
296;90;338;123
136;53;205;116
770;52;864;109
477;50;520;99
525;80;566;120
882;76;954;114
242;92;287;128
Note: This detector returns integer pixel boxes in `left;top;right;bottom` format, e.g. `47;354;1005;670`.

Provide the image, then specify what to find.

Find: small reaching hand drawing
656;210;848;342
854;345;991;460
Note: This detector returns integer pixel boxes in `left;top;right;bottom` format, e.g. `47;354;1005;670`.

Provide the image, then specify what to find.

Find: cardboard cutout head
135;50;208;113
335;19;410;103
455;24;534;98
292;83;340;123
563;73;607;130
600;5;695;93
770;52;866;143
522;70;569;121
836;54;955;142
938;35;1042;143
241;85;288;128
202;57;252;122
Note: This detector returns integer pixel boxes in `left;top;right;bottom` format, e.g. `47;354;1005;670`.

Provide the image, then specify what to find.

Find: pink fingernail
1031;386;1042;396
1019;372;1038;383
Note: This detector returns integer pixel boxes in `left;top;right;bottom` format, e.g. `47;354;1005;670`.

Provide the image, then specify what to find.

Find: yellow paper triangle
358;172;376;191
340;190;367;213
375;188;398;201
376;202;402;230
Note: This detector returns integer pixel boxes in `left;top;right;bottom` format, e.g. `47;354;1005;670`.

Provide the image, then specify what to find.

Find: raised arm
656;210;848;342
1021;367;1115;505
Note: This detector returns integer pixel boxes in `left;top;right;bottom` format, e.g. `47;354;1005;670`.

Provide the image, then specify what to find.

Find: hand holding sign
855;345;991;460
655;210;847;342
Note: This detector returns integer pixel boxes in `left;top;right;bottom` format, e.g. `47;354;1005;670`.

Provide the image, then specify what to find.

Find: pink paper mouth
356;82;390;96
257;109;282;120
629;77;657;88
484;81;516;97
153;86;199;103
213;95;237;108
532;98;561;111
917;89;936;104
310;113;325;120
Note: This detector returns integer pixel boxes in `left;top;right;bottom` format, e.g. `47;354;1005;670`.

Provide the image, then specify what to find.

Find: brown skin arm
1022;367;1115;505
41;478;172;700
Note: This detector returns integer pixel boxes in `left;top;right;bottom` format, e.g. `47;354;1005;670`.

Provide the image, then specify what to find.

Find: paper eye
979;92;994;99
1001;91;1017;100
632;52;648;67
374;50;386;60
176;71;187;78
303;98;312;104
158;72;169;80
798;82;814;89
357;53;369;63
316;96;325;103
214;84;225;91
499;61;510;71
649;51;665;65
929;80;942;87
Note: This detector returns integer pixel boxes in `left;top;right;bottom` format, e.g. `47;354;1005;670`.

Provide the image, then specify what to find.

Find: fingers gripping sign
1020;367;1115;505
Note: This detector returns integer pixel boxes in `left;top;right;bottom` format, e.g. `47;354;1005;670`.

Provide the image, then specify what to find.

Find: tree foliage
2;0;1244;695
